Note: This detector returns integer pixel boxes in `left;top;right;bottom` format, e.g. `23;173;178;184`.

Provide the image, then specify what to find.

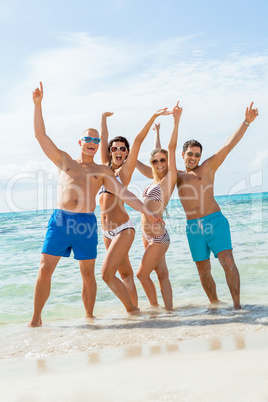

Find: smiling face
79;128;100;156
150;151;168;178
182;146;202;171
110;141;129;167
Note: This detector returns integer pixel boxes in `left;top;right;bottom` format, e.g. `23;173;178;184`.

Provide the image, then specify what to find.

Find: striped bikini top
142;181;165;205
142;180;170;217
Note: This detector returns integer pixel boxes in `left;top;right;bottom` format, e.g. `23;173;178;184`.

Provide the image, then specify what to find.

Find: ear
78;140;82;146
182;152;185;159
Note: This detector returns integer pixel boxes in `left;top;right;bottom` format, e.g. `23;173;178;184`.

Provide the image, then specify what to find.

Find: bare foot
233;304;241;310
85;315;96;322
128;305;140;315
28;318;42;327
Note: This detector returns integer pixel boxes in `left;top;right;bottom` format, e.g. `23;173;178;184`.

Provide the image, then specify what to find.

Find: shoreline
1;331;268;401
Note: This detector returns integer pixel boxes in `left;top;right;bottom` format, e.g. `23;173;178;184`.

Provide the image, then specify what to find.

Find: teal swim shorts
42;209;98;260
186;211;232;262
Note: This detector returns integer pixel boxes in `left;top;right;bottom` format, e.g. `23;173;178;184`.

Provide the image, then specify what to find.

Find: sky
1;0;268;212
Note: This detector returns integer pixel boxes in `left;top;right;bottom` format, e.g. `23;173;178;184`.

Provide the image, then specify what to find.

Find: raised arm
33;82;66;167
120;108;171;185
153;122;161;149
207;102;259;171
168;101;182;181
135;121;162;179
136;160;153;179
103;169;164;225
100;112;114;164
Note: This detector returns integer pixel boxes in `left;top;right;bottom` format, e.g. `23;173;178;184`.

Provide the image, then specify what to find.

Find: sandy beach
1;330;268;402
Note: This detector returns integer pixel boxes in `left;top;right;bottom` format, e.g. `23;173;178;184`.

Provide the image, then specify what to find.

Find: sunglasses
81;136;101;144
111;146;127;152
186;152;201;157
152;158;167;165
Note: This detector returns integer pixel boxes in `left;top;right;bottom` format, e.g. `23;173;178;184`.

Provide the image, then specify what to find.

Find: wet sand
1;331;268;401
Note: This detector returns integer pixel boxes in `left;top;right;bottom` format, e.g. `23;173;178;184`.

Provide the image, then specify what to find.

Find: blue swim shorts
186;211;232;262
42;209;98;260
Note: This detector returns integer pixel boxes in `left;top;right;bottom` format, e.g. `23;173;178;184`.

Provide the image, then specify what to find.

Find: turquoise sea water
0;192;267;359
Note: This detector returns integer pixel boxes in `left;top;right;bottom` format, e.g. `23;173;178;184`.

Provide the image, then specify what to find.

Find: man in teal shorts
177;102;259;308
29;82;164;326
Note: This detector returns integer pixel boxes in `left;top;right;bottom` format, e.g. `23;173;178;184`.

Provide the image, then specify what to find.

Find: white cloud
1;33;268;211
249;150;268;171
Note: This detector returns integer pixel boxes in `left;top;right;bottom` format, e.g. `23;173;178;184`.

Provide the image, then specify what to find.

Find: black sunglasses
186;152;201;157
152;158;167;165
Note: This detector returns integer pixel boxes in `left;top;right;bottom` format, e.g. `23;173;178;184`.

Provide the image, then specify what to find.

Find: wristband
243;120;250;127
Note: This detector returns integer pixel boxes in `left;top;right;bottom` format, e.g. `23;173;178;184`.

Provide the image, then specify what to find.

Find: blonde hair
149;148;168;180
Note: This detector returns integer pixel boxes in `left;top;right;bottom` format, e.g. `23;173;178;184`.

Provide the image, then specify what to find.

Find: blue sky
1;0;268;212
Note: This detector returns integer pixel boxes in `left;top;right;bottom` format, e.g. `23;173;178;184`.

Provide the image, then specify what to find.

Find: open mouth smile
115;155;123;163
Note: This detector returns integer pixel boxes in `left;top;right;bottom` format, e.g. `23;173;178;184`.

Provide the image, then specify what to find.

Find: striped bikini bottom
142;228;170;245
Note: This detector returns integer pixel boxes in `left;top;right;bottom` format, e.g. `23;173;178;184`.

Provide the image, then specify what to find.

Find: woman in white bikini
99;108;170;313
136;102;183;310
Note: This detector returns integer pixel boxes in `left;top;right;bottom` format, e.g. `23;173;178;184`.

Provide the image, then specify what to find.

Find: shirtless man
137;102;258;309
29;82;163;327
177;102;259;308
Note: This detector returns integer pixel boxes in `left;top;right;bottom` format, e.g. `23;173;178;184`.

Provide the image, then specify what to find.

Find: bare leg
104;235;138;306
195;259;219;304
79;259;97;318
137;241;169;308
29;253;61;327
155;256;173;310
118;254;138;307
101;230;138;312
217;249;241;309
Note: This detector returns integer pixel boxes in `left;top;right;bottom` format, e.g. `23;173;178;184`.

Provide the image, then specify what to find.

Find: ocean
0;192;267;360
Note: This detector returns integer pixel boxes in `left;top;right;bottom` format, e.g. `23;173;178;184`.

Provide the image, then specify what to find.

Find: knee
136;267;148;283
82;269;95;282
38;262;54;280
157;269;169;282
136;268;144;283
220;255;236;271
101;267;113;284
120;271;133;282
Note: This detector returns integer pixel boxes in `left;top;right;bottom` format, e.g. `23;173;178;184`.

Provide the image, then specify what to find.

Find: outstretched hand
102;112;114;118
32;82;43;104
245;102;258;124
172;100;183;121
155;108;172;117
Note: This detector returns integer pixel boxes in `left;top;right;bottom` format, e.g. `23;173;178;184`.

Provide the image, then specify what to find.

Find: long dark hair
108;136;130;165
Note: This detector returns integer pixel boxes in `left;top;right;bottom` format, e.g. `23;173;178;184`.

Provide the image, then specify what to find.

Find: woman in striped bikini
99;108;170;313
136;102;183;310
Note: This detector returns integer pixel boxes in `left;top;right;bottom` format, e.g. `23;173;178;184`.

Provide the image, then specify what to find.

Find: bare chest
178;170;212;196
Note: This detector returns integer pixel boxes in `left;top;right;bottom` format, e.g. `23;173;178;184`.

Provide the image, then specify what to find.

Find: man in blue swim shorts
176;102;259;309
29;82;164;327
